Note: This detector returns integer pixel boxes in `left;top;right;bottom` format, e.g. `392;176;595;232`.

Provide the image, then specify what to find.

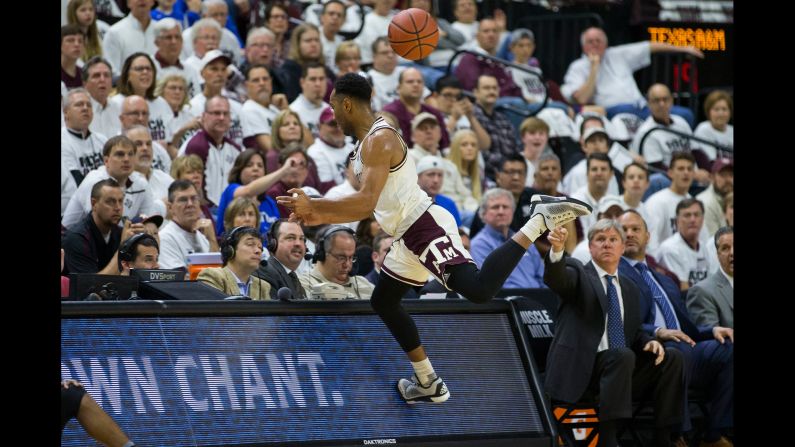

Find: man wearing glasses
159;180;217;270
298;226;375;300
182;94;242;206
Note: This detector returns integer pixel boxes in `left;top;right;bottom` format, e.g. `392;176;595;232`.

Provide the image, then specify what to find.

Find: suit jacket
543;253;652;403
253;257;304;300
197;267;272;300
686;271;733;328
618;257;712;342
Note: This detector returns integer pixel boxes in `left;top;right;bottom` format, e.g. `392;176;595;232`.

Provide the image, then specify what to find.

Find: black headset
266;219;286;254
119;233;159;263
221;226;262;265
313;225;356;263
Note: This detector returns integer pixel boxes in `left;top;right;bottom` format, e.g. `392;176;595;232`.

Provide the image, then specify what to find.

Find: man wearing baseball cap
307;106;353;186
409;112;478;218
187;49;245;148
696;158;733;236
415;155;462;227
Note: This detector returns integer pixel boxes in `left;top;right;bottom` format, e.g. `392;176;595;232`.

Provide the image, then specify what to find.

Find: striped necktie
635;263;678;330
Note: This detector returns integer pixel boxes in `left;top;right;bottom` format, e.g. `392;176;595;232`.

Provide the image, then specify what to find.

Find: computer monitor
130;269;186;282
67;273;139;301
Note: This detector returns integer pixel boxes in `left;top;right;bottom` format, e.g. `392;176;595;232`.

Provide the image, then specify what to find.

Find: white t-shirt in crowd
61;127;109;179
657;232;716;288
693;121;733;161
240;100;280;139
571;186;601;237
630;115;693;166
289;94;330;139
89;96;122;139
355;12;395;65
307;138;354;186
562;159;620;196
61;167;156;229
158;220;211;269
102;14;158;75
561;41;651;108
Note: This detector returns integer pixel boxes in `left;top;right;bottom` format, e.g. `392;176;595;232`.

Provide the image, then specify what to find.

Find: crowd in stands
61;1;733;444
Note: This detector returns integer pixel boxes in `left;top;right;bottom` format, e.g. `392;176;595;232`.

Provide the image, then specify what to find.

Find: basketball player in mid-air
278;73;591;404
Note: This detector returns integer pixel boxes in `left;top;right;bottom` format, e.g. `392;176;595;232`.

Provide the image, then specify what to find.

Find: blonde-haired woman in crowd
156;74;200;154
446;129;484;204
67;0;107;61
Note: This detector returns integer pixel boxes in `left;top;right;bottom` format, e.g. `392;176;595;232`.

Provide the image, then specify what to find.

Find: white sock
519;214;547;243
411;358;437;386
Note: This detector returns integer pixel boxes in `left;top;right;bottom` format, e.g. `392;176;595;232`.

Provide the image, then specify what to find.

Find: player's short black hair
333;73;372;103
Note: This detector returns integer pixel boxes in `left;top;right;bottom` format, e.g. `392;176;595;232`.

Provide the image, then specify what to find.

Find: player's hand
547;226;568;253
644;340;665;366
656;328;695;347
277;188;322;226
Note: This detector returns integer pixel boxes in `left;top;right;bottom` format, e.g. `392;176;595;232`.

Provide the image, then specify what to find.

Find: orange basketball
388;8;439;61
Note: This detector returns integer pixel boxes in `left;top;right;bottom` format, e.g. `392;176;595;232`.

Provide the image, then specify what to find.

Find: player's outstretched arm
277;129;398;225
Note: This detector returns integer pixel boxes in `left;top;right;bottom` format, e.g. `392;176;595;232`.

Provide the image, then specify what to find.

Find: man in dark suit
544;219;684;447
254;219;308;299
687;227;734;329
619;210;734;446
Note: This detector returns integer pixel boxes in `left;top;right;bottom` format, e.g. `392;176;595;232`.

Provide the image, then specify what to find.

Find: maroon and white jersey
182;129;241;205
352;117;431;239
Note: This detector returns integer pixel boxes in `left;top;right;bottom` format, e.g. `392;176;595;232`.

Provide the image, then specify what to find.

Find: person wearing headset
253;219;309;299
298;225;375;300
118;231;161;276
198;226;272;299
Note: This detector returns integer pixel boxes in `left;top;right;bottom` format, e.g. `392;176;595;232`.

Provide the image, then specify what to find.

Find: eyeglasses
328;253;357;264
175;195;200;204
130;65;153;73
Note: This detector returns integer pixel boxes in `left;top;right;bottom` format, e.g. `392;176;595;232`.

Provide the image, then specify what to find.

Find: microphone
277;287;293;301
304;251;313;261
259;259;268;267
